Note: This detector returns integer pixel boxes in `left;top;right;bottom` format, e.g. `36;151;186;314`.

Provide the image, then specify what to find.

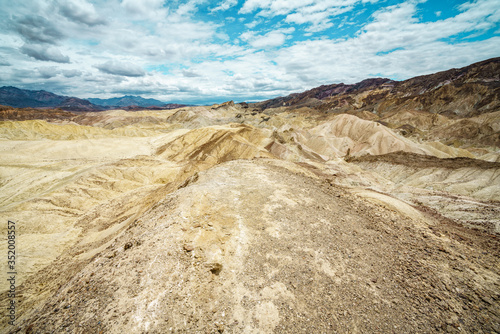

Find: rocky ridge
256;57;500;119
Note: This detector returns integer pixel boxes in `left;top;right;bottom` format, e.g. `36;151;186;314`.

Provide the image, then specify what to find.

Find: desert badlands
0;59;499;333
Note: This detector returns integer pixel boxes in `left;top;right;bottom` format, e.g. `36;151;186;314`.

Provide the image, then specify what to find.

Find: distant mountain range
0;86;186;111
87;96;166;108
0;86;101;111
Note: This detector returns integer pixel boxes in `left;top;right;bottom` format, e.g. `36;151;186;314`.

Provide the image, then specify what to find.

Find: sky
0;0;499;104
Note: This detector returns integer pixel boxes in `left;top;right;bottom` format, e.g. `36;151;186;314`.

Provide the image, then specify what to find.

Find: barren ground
0;105;499;333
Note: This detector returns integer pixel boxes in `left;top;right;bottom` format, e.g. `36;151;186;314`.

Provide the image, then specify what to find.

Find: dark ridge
0;105;77;121
350;151;500;169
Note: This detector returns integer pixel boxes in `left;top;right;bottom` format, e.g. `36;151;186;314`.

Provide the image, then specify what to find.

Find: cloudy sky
0;0;499;104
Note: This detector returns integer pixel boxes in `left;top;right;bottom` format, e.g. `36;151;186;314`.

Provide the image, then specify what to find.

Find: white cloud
0;58;11;66
57;0;105;26
95;60;145;77
239;0;362;31
251;31;287;48
240;27;294;49
20;44;71;63
182;69;202;77
211;0;238;12
354;0;500;54
37;66;59;79
175;0;207;17
12;15;65;44
245;19;262;29
240;0;316;15
62;69;82;78
121;0;166;15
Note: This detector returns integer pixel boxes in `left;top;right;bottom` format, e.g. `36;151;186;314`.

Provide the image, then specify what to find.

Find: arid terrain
0;58;499;333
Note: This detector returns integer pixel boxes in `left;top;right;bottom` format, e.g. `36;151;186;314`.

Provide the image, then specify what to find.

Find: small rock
209;263;223;275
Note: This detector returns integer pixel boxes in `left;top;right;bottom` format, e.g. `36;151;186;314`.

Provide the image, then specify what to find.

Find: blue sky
0;0;498;104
